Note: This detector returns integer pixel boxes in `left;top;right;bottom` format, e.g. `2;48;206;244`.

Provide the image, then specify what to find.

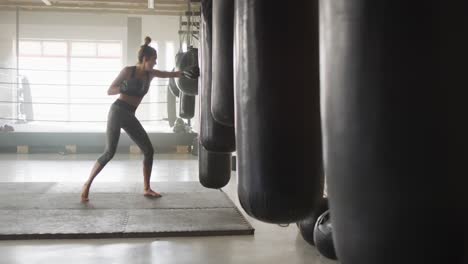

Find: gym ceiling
0;0;201;16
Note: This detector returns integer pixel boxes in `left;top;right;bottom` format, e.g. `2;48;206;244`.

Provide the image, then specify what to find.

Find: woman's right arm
108;67;128;95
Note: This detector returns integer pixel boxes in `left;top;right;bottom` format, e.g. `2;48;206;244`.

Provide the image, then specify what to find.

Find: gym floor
0;153;336;264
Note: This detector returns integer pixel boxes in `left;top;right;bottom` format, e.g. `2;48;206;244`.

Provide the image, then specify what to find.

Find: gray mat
0;182;212;194
0;182;254;240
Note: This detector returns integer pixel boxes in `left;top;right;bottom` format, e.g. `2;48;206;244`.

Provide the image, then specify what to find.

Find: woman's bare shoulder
119;66;134;78
121;66;134;73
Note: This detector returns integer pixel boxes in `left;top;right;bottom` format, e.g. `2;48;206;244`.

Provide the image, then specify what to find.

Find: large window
18;39;122;123
69;41;121;121
17;39;175;132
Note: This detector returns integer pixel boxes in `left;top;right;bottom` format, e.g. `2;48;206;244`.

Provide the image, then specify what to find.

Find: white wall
141;15;180;71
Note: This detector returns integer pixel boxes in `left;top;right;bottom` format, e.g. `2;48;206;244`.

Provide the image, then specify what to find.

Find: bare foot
144;189;162;198
81;182;90;203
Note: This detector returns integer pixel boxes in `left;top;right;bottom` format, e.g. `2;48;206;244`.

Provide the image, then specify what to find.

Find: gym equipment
0;182;254;239
166;86;177;127
211;0;235;127
179;92;195;119
0;124;14;132
21;77;34;122
199;144;231;189
199;0;236;153
175;47;199;96
322;1;466;263
168;69;180;97
191;136;199;156
234;0;322;223
175;51;184;65
297;196;329;246
313;210;337;260
173;118;186;133
182;66;200;79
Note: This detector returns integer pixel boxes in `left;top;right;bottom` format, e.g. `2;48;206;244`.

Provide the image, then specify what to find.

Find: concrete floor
0;153;337;264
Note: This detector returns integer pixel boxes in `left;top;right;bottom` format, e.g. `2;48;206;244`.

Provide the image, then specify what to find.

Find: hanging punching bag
179;92;195;119
166;85;177;127
168;69;180;97
211;0;235;127
313;210;337;260
322;1;466;263
175;48;199;96
234;0;323;223
199;144;231;189
297;196;329;246
199;0;236;153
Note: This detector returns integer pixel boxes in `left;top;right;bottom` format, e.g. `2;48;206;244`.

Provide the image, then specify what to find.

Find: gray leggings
97;99;154;167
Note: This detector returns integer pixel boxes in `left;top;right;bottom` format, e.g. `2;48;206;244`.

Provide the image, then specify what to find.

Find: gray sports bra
120;66;150;97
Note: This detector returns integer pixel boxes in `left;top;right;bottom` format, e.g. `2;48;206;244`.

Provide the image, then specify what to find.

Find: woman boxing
81;36;198;202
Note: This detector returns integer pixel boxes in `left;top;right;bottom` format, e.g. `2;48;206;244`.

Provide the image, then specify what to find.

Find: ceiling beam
54;0;193;4
5;0;200;6
0;0;201;16
0;5;192;16
0;2;195;12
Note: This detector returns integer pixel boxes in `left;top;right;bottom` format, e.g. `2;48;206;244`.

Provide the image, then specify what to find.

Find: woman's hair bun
144;36;152;46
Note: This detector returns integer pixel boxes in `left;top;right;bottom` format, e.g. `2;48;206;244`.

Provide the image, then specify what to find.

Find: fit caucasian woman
81;36;199;203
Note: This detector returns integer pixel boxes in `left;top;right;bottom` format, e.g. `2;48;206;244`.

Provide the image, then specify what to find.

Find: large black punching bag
322;1;466;263
211;0;235;127
199;0;236;153
199;145;231;189
234;0;323;223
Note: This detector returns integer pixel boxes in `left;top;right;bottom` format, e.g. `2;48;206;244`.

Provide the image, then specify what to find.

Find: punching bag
22;77;34;121
168;69;180;97
175;48;199;96
199;144;231;189
211;0;235;127
199;0;236;153
313;210;337;260
297;196;329;246
234;0;323;223
166;85;177;127
322;1;466;263
179;92;195;119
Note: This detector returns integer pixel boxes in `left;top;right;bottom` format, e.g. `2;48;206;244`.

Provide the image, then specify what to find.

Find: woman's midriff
119;94;143;108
